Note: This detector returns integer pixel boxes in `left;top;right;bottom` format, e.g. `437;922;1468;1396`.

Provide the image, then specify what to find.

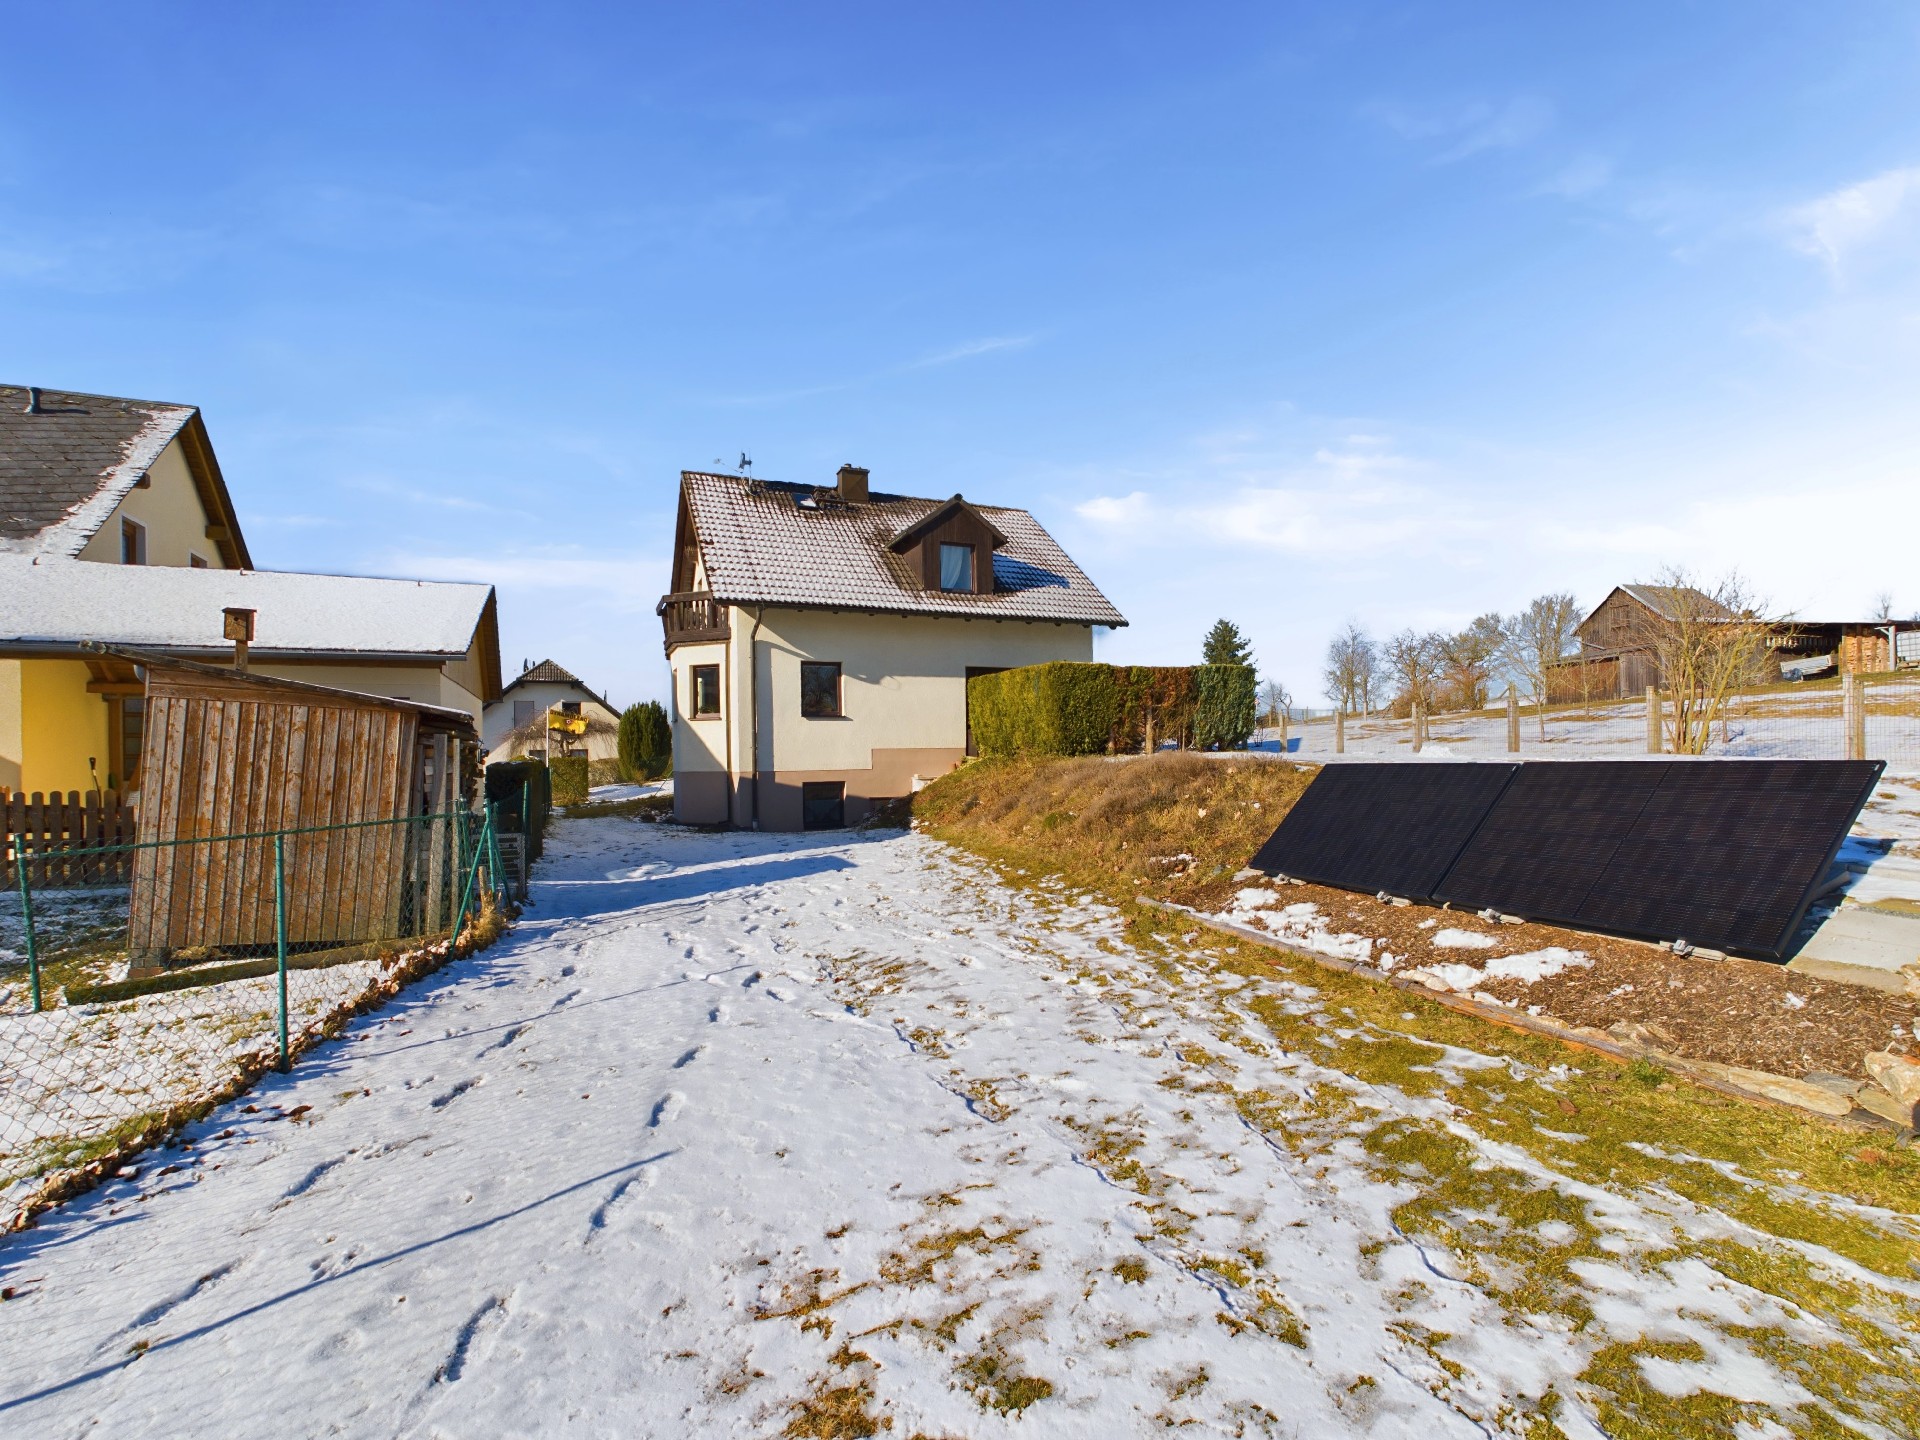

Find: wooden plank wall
0;789;137;887
128;679;421;951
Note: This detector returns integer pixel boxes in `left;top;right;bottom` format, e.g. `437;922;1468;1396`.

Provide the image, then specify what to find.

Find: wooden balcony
658;592;731;652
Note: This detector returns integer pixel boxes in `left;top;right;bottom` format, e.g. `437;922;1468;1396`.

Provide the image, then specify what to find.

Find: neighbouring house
657;464;1127;830
1559;584;1918;699
482;658;621;766
1;383;249;570
0;556;501;795
0;381;502;797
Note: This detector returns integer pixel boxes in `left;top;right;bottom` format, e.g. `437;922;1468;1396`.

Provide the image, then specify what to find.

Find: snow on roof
679;471;1128;627
0;555;493;658
0;384;199;557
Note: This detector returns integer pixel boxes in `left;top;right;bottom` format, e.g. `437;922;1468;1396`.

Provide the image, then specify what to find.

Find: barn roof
0;555;496;669
675;471;1126;627
0;383;251;565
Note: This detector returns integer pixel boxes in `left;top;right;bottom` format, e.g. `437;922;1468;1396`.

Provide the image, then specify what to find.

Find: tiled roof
679;471;1127;627
515;658;582;686
0;384;198;555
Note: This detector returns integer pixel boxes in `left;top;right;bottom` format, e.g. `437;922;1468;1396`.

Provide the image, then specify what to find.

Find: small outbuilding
125;655;479;960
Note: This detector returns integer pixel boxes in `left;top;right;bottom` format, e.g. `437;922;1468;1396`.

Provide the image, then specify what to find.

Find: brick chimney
836;464;870;503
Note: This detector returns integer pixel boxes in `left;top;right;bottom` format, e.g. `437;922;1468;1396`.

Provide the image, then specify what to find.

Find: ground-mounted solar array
1251;758;1884;958
1247;762;1517;901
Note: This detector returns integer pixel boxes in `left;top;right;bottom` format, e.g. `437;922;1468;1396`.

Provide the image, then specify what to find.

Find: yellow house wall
0;660;22;793
14;660;111;796
75;436;223;569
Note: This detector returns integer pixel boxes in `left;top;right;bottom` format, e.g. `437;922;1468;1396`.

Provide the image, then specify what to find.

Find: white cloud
1366;96;1553;164
1539;154;1612;199
1785;165;1920;274
909;335;1035;368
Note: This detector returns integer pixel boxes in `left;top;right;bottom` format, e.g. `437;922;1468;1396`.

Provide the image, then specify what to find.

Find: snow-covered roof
677;471;1127;627
0;555;494;660
0;384;233;559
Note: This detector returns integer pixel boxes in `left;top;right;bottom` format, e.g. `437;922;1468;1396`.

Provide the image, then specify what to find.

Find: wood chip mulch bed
1166;875;1917;1082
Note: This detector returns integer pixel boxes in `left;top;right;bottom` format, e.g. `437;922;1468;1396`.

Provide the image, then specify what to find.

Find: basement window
802;781;846;830
939;542;974;592
800;662;842;718
690;664;722;718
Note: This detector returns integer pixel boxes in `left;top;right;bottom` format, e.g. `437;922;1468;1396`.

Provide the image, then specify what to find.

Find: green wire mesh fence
1;806;510;1197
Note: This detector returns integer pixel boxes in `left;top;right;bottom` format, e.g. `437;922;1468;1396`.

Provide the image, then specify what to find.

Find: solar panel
1435;759;1883;958
1248;762;1517;901
1434;761;1671;921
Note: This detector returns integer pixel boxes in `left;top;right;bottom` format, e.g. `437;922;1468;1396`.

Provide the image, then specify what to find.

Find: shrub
969;663;1118;758
1111;666;1199;752
549;755;590;805
618;700;672;781
1193;665;1257;750
588;758;624;786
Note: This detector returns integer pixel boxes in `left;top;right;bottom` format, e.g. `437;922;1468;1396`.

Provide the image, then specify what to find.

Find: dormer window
939;543;975;592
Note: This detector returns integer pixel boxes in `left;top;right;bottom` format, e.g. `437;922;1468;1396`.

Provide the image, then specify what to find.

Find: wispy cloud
1365;96;1553;164
909;334;1035;369
1538;154;1612;199
1784;165;1920;275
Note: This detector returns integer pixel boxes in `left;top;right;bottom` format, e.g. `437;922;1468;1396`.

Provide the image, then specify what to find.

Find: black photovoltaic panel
1433;759;1884;958
1434;761;1671;922
1248;762;1517;901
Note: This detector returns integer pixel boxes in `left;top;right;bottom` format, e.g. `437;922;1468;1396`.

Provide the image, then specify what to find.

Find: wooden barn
124;656;478;961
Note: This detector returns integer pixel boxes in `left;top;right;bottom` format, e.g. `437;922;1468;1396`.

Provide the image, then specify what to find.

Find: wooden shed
124;656;478;959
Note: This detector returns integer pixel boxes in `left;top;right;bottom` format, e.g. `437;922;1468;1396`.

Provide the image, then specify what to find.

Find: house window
188;553;209;569
939;542;974;592
800;662;842;718
802;781;846;830
690;664;722;718
513;699;536;728
121;518;147;565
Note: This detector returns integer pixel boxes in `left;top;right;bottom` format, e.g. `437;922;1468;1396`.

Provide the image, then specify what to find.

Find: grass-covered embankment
914;754;1920;1437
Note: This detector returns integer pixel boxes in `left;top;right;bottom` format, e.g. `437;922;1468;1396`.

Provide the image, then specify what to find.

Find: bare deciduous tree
1629;566;1778;755
1383;629;1445;718
1257;678;1293;727
1499;592;1582;737
1322;622;1375;714
1437;613;1504;711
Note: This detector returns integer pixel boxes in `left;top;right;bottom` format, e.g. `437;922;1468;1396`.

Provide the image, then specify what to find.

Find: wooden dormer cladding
886;496;1009;596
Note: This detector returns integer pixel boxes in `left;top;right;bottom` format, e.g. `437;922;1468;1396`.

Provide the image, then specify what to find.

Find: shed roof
132;652;478;735
676;471;1126;626
0;384;251;565
0;555;496;667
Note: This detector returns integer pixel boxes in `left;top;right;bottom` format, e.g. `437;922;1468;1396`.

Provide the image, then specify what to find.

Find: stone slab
1788;904;1920;987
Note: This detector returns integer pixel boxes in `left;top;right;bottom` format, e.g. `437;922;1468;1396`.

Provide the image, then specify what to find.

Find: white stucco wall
76;437;223;569
482;682;621;763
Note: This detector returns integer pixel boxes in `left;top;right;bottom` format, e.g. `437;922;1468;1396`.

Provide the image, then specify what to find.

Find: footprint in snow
709;1005;730;1025
430;1078;482;1109
432;1294;511;1385
673;1047;702;1069
482;1024;529;1054
121;1260;239;1336
648;1092;685;1129
282;1156;346;1200
550;989;582;1009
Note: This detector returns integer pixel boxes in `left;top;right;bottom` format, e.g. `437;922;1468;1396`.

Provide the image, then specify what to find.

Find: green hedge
549;755;590;805
968;661;1257;757
1193;664;1257;749
969;663;1118;758
618;700;672;781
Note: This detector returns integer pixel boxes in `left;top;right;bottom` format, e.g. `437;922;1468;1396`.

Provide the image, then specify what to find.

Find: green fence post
274;833;290;1072
13;833;41;1013
449;810;490;945
486;802;507;903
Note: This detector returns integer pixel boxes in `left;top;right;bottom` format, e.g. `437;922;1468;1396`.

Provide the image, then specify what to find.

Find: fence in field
1256;671;1920;771
0;806;514;1198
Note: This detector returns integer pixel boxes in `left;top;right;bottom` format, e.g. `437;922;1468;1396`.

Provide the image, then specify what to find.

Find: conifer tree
1202;618;1254;668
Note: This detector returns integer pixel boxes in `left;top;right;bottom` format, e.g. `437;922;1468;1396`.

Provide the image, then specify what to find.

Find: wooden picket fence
1;789;138;887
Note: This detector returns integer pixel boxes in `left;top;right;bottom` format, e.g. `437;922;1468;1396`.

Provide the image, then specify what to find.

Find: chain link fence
1;808;510;1202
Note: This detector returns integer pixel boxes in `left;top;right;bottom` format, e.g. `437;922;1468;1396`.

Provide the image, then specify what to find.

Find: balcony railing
658;592;730;651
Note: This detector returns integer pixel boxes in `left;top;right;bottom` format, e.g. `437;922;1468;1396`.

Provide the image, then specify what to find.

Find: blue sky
5;2;1919;705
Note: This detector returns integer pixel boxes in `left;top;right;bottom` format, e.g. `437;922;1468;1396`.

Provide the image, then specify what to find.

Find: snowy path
0;818;1910;1436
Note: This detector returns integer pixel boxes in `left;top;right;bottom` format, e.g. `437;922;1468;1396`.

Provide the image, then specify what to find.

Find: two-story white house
657;464;1126;830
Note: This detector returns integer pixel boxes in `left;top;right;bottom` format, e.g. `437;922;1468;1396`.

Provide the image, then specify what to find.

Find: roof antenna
738;451;752;476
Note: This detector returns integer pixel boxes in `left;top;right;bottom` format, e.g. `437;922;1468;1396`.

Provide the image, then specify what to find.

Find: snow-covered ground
580;778;674;804
1;818;1914;1435
1256;678;1920;773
